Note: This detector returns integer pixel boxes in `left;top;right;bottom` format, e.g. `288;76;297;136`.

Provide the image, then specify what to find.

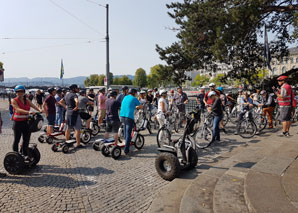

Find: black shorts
106;120;121;133
279;107;292;122
80;112;91;120
87;105;94;112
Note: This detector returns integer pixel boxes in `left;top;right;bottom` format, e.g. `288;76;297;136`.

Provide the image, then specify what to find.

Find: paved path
0;99;282;212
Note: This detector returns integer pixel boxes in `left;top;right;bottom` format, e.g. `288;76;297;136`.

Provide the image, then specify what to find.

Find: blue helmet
14;85;26;92
216;87;223;92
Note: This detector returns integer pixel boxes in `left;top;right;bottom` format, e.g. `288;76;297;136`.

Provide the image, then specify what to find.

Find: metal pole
106;4;110;90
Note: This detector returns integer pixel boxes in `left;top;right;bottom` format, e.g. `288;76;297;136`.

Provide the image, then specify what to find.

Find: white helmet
208;91;216;97
160;89;167;95
209;83;216;87
140;90;146;94
108;87;113;91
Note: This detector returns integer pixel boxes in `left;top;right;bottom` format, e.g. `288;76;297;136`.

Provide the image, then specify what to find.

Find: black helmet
80;89;86;95
122;86;128;91
128;88;137;94
69;84;78;91
48;87;56;94
110;91;117;97
56;88;63;94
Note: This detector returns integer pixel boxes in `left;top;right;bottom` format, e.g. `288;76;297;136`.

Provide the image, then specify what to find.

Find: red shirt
204;90;220;105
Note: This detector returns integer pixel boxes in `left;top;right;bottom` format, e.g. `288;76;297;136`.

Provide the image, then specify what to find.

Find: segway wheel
38;135;45;143
92;142;100;151
62;145;69;154
183;147;198;170
111;146;121;160
52;144;58;152
134;134;145;150
29;147;41;167
81;131;91;144
46;137;54;144
101;145;110;157
155;152;180;181
3;152;25;175
91;125;100;136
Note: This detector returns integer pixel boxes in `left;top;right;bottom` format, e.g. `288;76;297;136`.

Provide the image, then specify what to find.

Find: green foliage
0;61;3;69
192;74;210;87
84;73;110;87
157;0;296;83
134;68;147;88
113;75;133;85
147;64;172;88
210;74;225;86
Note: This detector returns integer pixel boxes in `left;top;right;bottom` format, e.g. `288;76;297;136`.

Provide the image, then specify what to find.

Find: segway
98;124;145;159
155;107;200;181
4;113;43;175
51;139;77;154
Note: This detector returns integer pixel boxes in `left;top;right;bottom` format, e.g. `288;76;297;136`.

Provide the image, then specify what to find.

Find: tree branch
263;4;298;12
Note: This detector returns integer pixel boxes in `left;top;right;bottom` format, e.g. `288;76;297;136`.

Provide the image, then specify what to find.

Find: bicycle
192;112;213;149
156;112;177;148
237;109;257;138
253;106;268;132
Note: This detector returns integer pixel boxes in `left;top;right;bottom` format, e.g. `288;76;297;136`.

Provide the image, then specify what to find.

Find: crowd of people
0;75;297;176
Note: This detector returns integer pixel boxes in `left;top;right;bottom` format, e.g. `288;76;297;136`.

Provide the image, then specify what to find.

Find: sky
0;0;180;79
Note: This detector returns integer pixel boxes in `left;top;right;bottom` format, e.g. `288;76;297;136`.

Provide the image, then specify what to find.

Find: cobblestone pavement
0;99;278;212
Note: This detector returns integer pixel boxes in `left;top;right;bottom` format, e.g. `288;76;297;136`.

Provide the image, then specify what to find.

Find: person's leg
235;111;245;134
21;122;31;157
12;122;22;152
86;117;91;129
124;118;133;154
65;128;71;140
267;107;274;128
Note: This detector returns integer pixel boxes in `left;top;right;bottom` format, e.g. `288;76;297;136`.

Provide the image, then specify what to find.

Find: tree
210;74;225;86
112;75;133;85
192;74;210;87
147;64;173;88
157;0;297;83
134;68;147;88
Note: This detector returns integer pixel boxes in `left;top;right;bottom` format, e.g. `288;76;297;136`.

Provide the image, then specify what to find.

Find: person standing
208;91;223;143
156;90;169;127
0;111;5;177
59;84;82;148
173;86;189;124
259;90;275;129
116;86;129;104
196;89;205;110
275;76;294;136
87;88;95;116
119;88;143;155
203;83;220;107
35;89;44;109
98;88;107;127
11;85;42;161
43;88;57;135
104;91;121;144
55;88;64;126
78;90;93;129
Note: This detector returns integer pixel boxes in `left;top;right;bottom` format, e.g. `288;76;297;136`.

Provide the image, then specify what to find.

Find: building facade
270;47;298;76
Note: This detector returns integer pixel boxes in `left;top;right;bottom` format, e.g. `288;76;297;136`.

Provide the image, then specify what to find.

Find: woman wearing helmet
11;85;42;160
208;91;223;144
138;91;147;104
156;90;169;127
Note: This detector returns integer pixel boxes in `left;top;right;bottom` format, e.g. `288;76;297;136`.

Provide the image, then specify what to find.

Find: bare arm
11;99;29;115
73;98;79;111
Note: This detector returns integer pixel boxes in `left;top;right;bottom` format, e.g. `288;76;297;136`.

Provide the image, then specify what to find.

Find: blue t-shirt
120;95;140;120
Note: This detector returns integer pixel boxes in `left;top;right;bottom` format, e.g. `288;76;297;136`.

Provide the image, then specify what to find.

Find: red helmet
170;89;174;93
277;76;288;81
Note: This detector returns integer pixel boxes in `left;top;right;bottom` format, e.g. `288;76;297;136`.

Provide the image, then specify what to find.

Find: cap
208;91;216;97
128;88;137;94
277;76;288;81
122;86;128;91
209;83;216;87
260;90;266;95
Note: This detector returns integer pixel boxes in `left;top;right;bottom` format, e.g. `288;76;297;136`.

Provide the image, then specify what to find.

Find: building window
291;57;294;64
286;58;289;64
272;67;277;75
282;66;286;73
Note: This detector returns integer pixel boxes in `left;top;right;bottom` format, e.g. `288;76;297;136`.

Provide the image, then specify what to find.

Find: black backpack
28;113;44;133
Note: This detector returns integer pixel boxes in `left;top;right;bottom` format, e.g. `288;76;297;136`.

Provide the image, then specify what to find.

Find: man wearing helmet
259;90;276;129
59;84;82;147
204;83;220;107
275;76;294;136
120;88;143;155
11;85;42;160
208;91;223;143
196;89;205;110
173;86;189;125
43;88;57;135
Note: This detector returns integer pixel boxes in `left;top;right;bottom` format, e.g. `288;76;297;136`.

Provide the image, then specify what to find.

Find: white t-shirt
139;98;147;104
158;97;168;113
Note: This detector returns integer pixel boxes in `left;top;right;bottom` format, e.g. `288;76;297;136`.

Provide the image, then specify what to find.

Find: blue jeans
120;117;134;154
56;110;64;126
212;115;223;141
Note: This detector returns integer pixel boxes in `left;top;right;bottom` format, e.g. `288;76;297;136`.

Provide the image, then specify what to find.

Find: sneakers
75;144;84;149
278;132;291;137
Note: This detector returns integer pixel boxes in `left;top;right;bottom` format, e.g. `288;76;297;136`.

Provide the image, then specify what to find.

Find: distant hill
1;75;134;87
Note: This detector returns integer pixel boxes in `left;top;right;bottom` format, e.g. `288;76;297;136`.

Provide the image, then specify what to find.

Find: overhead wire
48;0;104;36
85;0;106;8
1;39;105;55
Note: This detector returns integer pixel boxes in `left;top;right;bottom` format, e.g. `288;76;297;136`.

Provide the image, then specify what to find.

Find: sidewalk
148;124;298;213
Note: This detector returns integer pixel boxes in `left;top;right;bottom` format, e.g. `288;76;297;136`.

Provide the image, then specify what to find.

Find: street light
86;1;110;89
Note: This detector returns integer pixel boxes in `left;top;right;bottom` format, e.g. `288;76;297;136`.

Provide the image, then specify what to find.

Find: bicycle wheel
194;125;213;148
229;110;238;124
255;115;267;132
157;127;171;148
222;111;229;127
239;120;257;138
